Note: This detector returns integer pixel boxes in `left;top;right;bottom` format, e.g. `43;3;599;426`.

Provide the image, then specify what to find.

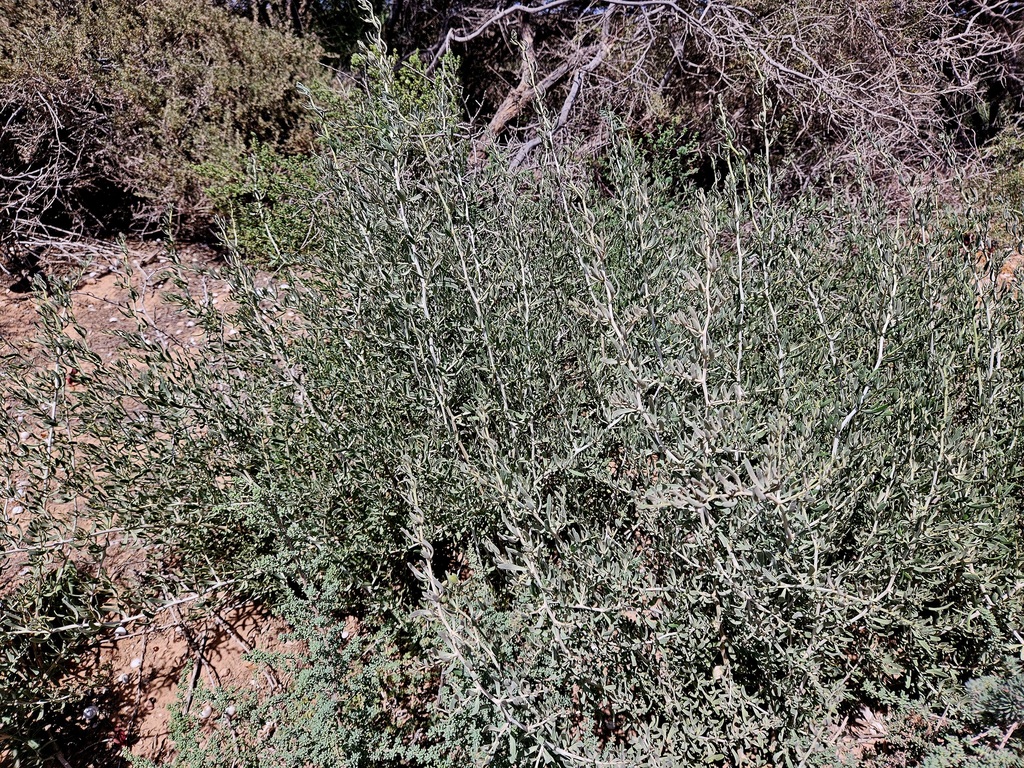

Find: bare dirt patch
1;241;231;364
77;603;294;765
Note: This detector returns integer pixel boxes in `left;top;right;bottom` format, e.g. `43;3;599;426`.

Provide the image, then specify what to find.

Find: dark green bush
0;0;323;245
213;0;378;62
5;45;1024;766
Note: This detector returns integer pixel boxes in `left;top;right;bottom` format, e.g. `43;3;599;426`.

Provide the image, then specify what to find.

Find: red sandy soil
1;242;231;362
81;602;295;764
2;242;293;766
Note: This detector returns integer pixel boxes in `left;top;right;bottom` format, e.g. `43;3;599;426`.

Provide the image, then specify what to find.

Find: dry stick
429;0;727;71
183;641;204;716
425;0;1017;166
197;628;218;691
1;527;133;556
6;581;235;635
998;722;1020;750
172;603;221;691
101;621;182;643
511;21;614;167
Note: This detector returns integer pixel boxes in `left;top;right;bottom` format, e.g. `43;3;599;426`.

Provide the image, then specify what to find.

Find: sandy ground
81;602;294;765
2;242;292;766
1;242;231;362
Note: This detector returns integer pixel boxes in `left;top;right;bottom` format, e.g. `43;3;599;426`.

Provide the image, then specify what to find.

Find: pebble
130;657;142;669
199;704;213;720
225;705;236;717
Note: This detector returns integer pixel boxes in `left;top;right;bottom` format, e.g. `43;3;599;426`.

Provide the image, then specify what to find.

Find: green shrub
987;122;1024;217
0;563;118;767
0;0;323;244
5;45;1024;766
201;141;323;268
968;664;1024;729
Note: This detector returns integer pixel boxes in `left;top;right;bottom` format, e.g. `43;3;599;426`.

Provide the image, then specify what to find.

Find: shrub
0;563;119;767
4;46;1024;766
0;0;323;247
987;120;1024;216
392;0;1024;180
200;140;324;268
212;0;378;61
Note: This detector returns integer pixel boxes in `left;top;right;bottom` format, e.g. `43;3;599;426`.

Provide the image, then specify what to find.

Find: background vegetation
0;0;322;254
2;2;1024;767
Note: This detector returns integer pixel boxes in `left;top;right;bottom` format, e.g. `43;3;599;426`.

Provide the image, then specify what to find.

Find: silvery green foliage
969;664;1024;727
5;45;1024;767
306;53;1024;765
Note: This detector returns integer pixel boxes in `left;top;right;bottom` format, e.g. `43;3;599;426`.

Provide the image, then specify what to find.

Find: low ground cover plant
4;44;1024;767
